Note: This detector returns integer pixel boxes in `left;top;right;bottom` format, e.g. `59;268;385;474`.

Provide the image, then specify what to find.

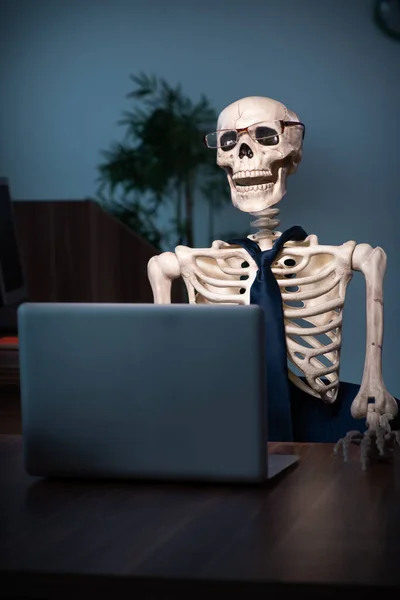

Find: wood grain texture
0;436;400;599
0;199;186;387
12;200;164;303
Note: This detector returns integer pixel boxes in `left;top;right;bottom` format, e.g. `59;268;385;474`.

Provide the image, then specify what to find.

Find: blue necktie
227;226;308;441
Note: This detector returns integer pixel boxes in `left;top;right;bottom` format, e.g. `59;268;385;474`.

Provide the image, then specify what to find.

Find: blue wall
1;0;399;394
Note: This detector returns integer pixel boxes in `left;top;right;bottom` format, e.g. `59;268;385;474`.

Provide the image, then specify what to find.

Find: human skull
216;96;304;214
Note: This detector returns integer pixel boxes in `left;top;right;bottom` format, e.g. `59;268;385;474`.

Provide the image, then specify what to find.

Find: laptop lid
18;303;268;482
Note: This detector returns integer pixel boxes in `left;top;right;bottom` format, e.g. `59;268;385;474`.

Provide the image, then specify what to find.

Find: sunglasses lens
220;130;237;150
254;125;279;146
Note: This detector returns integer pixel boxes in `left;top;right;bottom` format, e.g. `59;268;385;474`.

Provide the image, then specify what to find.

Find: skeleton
147;96;399;469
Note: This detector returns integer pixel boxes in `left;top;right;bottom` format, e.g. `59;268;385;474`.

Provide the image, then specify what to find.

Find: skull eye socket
254;126;279;146
220;131;237;151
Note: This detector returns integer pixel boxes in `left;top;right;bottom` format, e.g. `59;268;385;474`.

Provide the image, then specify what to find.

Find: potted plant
97;73;230;251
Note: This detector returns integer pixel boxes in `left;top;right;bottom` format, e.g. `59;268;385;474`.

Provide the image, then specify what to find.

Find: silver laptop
18;303;298;483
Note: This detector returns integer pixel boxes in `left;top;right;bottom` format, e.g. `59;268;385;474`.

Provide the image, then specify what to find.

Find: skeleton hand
334;388;400;470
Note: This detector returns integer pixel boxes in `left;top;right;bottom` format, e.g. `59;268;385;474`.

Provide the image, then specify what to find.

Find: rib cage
175;236;356;403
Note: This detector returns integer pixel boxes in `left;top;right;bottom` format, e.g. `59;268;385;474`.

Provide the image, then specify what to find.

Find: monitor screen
0;178;26;306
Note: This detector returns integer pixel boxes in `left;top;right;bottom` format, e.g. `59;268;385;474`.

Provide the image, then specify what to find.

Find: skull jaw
227;166;288;214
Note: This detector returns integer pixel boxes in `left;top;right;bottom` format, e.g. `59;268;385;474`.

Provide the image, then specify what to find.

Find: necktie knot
228;226;307;271
252;248;275;277
260;247;275;268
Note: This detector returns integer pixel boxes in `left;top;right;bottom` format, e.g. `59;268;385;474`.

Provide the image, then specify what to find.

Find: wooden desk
1;436;400;599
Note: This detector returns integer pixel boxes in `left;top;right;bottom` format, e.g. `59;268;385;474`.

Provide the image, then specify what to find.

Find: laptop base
267;454;299;479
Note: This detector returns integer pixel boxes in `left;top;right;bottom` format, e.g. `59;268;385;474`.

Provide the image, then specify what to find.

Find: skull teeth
232;169;274;188
232;169;272;181
235;183;274;192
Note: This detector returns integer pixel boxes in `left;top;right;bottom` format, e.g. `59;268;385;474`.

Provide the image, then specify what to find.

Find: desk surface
1;435;400;599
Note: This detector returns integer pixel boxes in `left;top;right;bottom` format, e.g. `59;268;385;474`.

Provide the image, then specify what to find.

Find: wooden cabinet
12;199;181;303
0;199;185;394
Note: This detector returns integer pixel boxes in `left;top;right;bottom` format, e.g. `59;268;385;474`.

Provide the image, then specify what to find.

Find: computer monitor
0;177;26;307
